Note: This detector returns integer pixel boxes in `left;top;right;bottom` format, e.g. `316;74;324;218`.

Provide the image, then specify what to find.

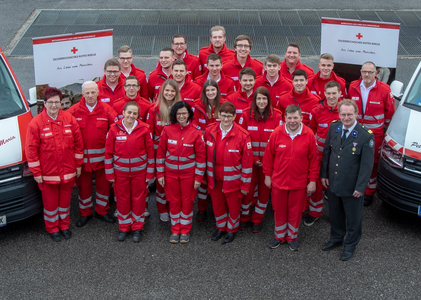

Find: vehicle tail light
381;140;403;168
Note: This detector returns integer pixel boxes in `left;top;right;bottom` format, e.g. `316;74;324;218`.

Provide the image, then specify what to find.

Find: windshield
403;66;421;111
0;55;26;119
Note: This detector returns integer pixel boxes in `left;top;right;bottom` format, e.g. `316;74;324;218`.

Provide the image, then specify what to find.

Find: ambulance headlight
381;141;403;168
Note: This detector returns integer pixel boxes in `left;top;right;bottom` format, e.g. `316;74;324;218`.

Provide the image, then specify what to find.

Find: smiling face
361;62;377;88
219;111;235;130
117;51;133;70
104;65;120;85
265;62;281;78
285;110;303;133
44;95;61;118
82;82;99;107
176;107;189;126
163;84;176;102
124;78;140;99
324;86;340;109
172;64;187;84
159;50;174;69
210;30;226;50
205;85;218;102
123;104;139;127
256;93;269;113
285;46;300;65
240;74;255;93
172;37;187;57
318;58;334;79
292;75;307;93
339;104;357;129
207;59;222;78
234;39;251;60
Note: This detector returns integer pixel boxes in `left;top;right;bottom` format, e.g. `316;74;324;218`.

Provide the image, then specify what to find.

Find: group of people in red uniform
25;25;394;251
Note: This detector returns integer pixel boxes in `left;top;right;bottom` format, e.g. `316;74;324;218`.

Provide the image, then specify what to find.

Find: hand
307;181;316;194
353;190;363;198
34;176;43;183
76;167;82;178
146;178;150;183
241;189;248;195
321;178;329;189
109;179;115;183
264;176;272;189
194;180;201;189
158;177;165;187
254;160;262;168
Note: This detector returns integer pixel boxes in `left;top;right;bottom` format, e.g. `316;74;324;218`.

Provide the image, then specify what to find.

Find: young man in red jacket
148;48;174;101
255;54;293;108
263;105;319;251
117;45;149;99
307;53;347;100
198;25;235;73
280;43;314;81
222;35;264;90
67;81;118;227
171;60;201;107
171;34;202;79
96;58;125;107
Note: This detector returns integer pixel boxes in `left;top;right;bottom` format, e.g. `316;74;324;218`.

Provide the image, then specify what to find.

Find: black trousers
327;189;363;251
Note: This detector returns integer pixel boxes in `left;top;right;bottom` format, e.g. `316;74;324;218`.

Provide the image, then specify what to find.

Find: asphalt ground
2;3;421;300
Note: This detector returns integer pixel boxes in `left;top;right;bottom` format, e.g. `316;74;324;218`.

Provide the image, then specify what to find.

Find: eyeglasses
236;44;250;49
176;112;188;116
106;70;120;74
45;101;61;106
220;114;234;119
125;84;139;88
361;71;375;75
172;43;186;47
119;56;132;60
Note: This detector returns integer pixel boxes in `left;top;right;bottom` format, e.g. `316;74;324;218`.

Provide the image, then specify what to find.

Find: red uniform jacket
263;124;319;190
204;122;253;193
192;98;223;133
113;95;152;122
198;44;235;73
239;107;283;163
156;50;201;79
147;67;170;101
96;76;125;108
156;122;206;183
280;59;315;81
26;109;84;184
179;80;202;107
119;63;149;99
146;104;166;152
194;71;236;99
226;90;254;123
67;98;117;172
309;99;340;154
254;71;293;108
277;88;320;126
222;55;264;90
104;119;154;181
307;71;348;100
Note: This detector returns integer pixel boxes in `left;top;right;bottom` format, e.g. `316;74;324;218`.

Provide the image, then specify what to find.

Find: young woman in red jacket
239;87;283;233
146;79;181;223
105;101;155;242
192;79;224;221
157;101;206;243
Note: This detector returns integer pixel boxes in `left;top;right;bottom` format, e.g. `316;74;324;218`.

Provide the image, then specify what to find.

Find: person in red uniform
194;53;236;99
67;81;118;227
147;79;182;222
171;60;201;107
198;25;235;73
263;105;319;251
226;67;256;123
238;87;283;232
96;58;125;107
157;101;206;243
117;45;148;99
280;43;314;81
105;101;155;242
307;53;347;100
348;61;395;206
192;80;224;221
255;54;293;108
222;35;264;90
113;76;152;122
171;34;201;79
26;87;84;242
148;48;174;101
305;80;341;226
205;101;253;244
277;69;320;125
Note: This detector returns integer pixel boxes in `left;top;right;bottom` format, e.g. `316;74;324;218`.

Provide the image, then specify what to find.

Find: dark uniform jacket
320;120;375;197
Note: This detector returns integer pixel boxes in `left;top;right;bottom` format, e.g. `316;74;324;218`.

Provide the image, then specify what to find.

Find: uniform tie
341;129;349;144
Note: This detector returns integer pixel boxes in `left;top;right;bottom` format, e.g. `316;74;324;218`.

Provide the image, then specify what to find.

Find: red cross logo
356;33;363;40
71;47;78;54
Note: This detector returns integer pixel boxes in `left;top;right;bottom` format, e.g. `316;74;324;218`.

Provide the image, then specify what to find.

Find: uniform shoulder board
361;125;373;134
368;129;373;134
332;120;338;123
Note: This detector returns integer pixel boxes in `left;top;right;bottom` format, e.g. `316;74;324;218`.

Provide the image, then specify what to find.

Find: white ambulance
377;61;421;215
0;46;42;227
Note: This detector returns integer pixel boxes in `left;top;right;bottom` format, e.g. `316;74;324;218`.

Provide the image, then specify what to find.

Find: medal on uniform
352;142;358;152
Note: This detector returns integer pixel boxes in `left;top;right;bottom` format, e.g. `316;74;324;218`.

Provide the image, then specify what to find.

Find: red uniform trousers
165;176;196;234
209;179;242;233
272;187;306;242
77;168;110;217
307;158;324;218
240;166;271;224
39;180;74;233
114;174;148;232
155;180;169;213
197;182;208;213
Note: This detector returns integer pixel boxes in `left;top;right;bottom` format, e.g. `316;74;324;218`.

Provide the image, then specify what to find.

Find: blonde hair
156;79;181;125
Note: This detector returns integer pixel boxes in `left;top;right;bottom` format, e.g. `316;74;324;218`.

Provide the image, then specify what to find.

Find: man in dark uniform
320;99;375;261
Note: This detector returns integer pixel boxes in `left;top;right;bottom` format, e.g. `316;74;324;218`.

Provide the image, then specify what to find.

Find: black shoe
340;250;354;261
239;222;247;231
118;231;128;242
322;240;343;251
364;195;374;206
95;213;116;223
288;240;299;251
196;211;207;222
61;229;72;240
50;232;62;242
252;222;262;233
267;237;281;249
211;229;225;241
132;230;142;243
304;215;320;227
222;232;236;244
76;215;93;227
